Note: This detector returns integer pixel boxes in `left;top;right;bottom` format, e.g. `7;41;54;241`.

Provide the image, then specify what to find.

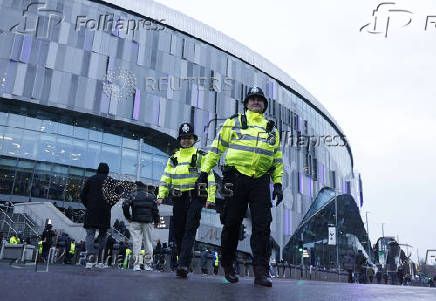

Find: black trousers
172;190;205;268
221;169;272;269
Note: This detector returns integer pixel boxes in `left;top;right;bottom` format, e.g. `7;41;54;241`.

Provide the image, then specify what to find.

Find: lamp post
381;222;386;265
365;211;370;260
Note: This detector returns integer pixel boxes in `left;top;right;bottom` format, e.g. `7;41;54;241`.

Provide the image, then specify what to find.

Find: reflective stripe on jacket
202;110;283;184
158;146;216;203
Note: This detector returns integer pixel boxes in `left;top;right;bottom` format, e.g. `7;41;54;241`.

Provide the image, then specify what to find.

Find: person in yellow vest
9;235;20;244
123;248;132;269
38;241;43;255
157;122;216;278
64;240;75;264
213;250;219;275
199;87;283;287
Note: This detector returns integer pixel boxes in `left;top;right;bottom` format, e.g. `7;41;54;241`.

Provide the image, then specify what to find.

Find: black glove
195;172;209;200
196;172;209;188
272;183;283;206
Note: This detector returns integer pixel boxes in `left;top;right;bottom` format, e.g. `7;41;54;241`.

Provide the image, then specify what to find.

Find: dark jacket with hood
80;163;113;229
122;185;159;224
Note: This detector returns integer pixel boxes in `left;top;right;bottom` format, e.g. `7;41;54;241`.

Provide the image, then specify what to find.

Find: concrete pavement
0;262;435;301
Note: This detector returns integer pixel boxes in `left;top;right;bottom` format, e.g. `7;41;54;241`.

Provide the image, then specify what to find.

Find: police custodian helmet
177;123;198;141
243;86;268;113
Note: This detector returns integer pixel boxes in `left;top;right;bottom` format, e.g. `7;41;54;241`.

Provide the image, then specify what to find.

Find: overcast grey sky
154;0;436;261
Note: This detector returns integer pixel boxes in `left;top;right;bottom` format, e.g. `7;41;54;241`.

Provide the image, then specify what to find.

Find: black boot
224;265;239;283
254;266;272;287
176;266;188;278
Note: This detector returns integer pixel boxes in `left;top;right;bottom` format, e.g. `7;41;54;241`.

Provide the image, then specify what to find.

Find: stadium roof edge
100;0;353;168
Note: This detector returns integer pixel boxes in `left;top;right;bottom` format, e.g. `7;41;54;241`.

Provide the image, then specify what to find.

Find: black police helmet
243;87;268;113
177;123;198;141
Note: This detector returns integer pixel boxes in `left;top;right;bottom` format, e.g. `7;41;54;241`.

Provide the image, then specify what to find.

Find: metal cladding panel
102;0;345;137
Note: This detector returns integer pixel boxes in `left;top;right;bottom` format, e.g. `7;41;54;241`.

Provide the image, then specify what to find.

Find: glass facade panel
87;141;101;169
71;139;87;168
0;157;16;194
140;152;153;180
103;132;122;146
89;129;103;142
101;144;121;173
121;148;137;176
21;129;39;159
152;155;167;181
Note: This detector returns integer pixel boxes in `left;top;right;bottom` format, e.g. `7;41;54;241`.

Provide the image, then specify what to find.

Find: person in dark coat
80;162;114;268
104;232;116;266
355;250;367;284
41;223;55;261
343;249;356;283
375;264;383;284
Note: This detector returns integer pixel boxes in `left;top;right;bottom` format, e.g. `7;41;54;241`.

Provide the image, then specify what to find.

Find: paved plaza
0;262;435;301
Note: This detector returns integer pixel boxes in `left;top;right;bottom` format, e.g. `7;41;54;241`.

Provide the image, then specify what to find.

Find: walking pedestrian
199;87;284;287
157;123;216;278
41;222;55;261
122;181;159;271
80;162;114;269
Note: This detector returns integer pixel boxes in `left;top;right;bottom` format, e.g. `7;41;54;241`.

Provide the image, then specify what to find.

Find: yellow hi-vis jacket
38;241;43;254
157;146;216;203
9;236;20;244
69;242;75;255
201;110;283;184
213;251;219;267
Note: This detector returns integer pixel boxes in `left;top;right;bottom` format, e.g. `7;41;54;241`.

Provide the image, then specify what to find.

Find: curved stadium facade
0;0;362;255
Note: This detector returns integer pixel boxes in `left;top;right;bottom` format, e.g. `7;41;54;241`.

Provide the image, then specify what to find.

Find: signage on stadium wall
328;226;336;245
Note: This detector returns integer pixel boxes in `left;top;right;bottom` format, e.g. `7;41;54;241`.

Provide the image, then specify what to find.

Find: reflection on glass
0;167;15;194
71;139;86;168
31;172;50;199
13;170;32;196
121;148;138;176
65;174;83;202
103;132;122;145
49;167;68;201
152;155;167;180
87;141;101;169
21;129;39;159
140;152;152;179
56;136;72;164
101;144;121;173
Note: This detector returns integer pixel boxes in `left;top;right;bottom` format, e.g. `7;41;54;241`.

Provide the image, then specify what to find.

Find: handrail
0;207;41;238
0;207;16;226
0;210;18;236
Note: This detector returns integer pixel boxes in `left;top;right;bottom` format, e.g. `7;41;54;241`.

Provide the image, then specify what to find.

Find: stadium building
0;0;363;257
